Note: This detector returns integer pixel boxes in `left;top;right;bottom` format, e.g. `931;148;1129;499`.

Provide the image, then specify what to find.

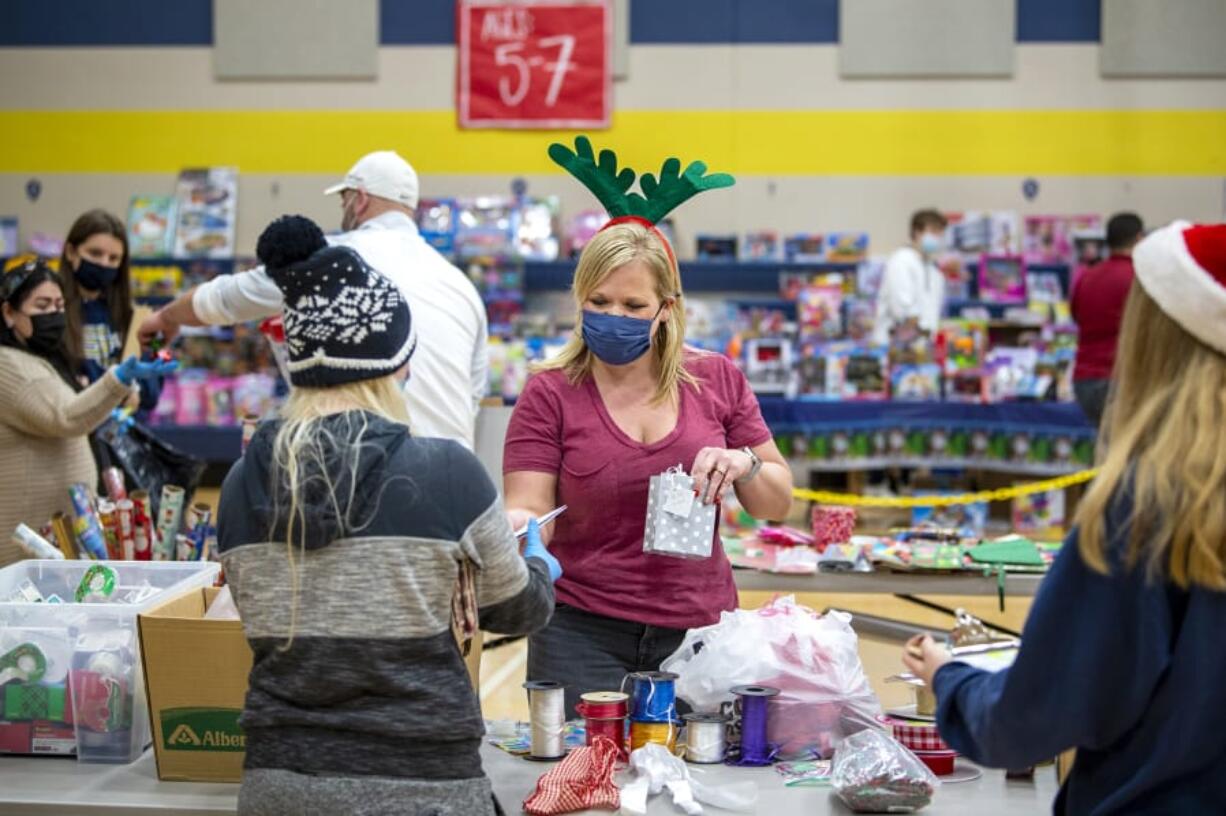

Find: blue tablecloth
757;398;1094;437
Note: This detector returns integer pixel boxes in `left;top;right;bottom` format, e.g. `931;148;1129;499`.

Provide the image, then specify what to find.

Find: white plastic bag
621;743;757;815
832;729;938;813
661;595;881;758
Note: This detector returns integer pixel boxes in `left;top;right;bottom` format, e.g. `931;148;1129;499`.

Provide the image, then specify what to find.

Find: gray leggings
238;769;503;816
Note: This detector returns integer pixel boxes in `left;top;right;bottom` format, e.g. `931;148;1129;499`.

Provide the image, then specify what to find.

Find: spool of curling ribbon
630;720;678;752
625;671;680;753
626;670;678;723
575;691;628;756
728;685;778;767
523;680;566;761
683;712;728;764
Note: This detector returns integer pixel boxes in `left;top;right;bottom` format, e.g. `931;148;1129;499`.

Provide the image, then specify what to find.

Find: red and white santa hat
1133;220;1226;355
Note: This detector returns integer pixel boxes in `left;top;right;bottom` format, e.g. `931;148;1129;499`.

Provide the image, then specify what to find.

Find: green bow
547;135;735;224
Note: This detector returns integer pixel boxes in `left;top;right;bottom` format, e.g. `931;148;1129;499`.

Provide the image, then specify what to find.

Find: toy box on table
0;560;218;763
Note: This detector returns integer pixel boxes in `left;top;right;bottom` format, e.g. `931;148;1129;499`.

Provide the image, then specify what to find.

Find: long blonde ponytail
271;375;410;648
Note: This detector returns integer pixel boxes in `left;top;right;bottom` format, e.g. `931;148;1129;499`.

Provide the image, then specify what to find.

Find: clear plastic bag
661;595;881;758
831;729;939;813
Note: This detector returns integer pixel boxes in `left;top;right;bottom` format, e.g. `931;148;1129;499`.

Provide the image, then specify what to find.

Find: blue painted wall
1;0;1101;46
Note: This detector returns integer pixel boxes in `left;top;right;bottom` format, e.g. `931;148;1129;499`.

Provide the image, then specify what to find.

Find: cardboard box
137;586;484;783
138;587;252;783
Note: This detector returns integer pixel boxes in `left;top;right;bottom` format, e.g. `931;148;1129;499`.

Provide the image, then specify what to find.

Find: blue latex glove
114;355;178;386
522;519;562;583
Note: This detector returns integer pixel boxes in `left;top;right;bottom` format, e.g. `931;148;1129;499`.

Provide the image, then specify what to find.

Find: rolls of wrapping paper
185;502;211;534
241;415;259;453
114;499;136;560
11;524;63;560
130;491;155;561
67;484;108;560
96;501;122;560
101;467;127;502
155;485;185;561
51;513;78;559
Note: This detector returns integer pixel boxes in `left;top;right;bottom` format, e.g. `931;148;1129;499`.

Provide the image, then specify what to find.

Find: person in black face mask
0;258;176;567
59;209;163;414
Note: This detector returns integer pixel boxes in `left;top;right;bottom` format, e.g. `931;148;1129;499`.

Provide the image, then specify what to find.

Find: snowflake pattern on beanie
270;244;416;387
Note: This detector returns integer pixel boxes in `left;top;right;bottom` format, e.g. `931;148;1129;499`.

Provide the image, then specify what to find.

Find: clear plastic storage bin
0;560;219;763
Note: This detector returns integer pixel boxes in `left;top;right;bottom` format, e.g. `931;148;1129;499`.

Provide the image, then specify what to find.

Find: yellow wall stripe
1;109;1222;175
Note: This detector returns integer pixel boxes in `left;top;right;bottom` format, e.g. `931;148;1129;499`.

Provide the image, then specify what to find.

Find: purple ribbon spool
727;684;779;767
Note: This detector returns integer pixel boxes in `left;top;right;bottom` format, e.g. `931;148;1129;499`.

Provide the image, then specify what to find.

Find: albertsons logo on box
161;708;246;751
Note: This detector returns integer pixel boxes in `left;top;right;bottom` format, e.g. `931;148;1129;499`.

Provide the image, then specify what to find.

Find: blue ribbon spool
628;671;678;724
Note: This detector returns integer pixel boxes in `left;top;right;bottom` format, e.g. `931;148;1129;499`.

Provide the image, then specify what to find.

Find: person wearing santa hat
904;221;1226;815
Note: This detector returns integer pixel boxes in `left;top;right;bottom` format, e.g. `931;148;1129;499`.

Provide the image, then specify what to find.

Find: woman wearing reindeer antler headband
503;137;793;715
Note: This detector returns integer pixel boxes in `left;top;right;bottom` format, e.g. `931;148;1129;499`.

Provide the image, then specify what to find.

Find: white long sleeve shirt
871;246;945;346
193;212;489;449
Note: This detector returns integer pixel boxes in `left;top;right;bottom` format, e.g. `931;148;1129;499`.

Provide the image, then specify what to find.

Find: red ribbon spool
576;692;628;757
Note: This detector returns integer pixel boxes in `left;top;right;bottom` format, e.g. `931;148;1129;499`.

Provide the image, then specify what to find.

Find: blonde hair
538;221;696;404
1075;282;1226;590
271;374;410;647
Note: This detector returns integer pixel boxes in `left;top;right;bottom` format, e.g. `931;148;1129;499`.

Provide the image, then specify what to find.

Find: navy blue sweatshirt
934;490;1226;815
80;298;160;412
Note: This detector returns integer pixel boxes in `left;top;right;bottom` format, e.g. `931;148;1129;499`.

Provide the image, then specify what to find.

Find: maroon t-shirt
503;350;772;630
1071;254;1136;381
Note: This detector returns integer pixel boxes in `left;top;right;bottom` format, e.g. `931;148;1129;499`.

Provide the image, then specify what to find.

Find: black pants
1074;378;1110;431
527;604;689;718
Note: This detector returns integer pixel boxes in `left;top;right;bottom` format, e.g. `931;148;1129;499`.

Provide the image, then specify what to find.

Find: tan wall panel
1;46;1224;112
2;172;1218;261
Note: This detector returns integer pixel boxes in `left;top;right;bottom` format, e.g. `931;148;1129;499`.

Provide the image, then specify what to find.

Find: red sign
458;0;612;129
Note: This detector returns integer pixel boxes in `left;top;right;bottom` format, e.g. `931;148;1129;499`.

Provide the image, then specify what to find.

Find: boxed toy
126;196;176;258
891;364;942;401
824;232;870;263
978;255;1027;304
456;196;517;260
696;234;738;260
514;196;560;261
797;282;844;339
784;234;825;263
416;198;458;256
741;231;783;261
172;168;238;259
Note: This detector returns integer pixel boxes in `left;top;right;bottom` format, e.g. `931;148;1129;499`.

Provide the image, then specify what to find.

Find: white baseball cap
323;150;419;209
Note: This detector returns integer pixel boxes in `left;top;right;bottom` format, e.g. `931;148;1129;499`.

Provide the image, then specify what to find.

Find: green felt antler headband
547;135;735;225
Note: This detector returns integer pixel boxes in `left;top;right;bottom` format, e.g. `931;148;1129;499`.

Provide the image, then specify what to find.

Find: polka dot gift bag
643;465;718;559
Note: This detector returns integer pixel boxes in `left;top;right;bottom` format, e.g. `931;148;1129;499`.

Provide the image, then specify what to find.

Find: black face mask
25;312;67;355
75;258;120;291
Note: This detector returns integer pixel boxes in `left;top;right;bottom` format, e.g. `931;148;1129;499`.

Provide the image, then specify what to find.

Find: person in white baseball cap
138;150;490;449
904;221;1226;816
324;150;421;230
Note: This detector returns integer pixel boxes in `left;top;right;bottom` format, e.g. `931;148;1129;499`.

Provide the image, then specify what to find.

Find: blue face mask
919;232;944;256
581;307;662;366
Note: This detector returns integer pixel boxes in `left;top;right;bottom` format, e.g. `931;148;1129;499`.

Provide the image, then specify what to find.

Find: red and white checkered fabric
523;735;620;815
880;716;950;752
812;505;856;550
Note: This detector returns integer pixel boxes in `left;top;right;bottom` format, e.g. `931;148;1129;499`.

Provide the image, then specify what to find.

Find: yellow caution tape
792;469;1097;508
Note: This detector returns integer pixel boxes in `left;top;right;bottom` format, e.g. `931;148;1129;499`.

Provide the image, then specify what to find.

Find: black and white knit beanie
257;215;416;388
